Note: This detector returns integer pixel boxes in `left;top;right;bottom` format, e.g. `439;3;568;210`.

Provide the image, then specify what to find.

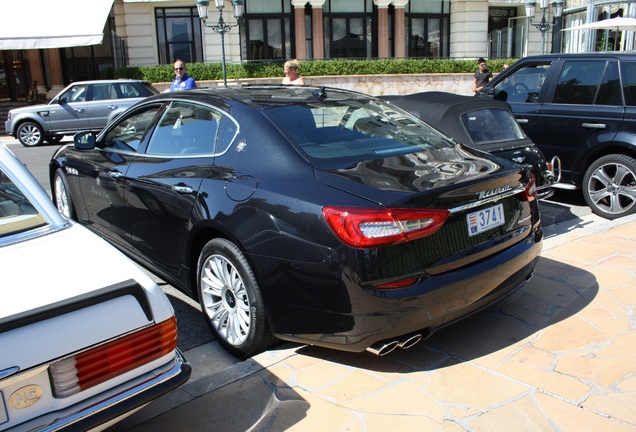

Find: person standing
473;58;493;94
282;59;305;85
170;59;197;92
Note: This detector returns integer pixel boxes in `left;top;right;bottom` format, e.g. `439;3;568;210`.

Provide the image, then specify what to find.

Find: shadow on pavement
297;255;597;373
538;189;589;226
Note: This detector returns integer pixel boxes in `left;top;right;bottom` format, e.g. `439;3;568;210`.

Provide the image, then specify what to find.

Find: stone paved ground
112;215;636;432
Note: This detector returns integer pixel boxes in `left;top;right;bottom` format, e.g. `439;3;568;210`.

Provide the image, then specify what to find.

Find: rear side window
90;84;116;101
621;62;636;106
552;61;608;105
117;82;159;98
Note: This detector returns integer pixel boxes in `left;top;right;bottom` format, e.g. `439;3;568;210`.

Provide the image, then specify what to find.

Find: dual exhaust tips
365;332;427;356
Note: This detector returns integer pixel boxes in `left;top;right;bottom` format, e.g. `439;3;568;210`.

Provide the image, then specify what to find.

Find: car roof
65;79;150;86
140;84;373;108
512;52;636;61
380;91;532;151
380;91;514;128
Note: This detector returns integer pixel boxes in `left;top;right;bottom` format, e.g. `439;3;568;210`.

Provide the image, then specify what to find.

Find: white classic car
0;143;191;431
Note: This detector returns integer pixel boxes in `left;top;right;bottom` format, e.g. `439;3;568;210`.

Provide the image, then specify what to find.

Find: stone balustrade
155;73;476;97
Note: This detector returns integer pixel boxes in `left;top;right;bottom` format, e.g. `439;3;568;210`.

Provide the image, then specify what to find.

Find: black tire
53;169;76;219
45;136;64;144
582;154;636;220
17;121;44;147
197;238;275;358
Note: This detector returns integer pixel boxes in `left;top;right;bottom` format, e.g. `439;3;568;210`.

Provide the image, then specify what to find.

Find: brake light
50;316;178;398
323;206;449;248
373;277;419;289
521;172;537;202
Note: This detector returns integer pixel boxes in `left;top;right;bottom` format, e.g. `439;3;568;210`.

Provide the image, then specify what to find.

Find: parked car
4;79;159;147
477;53;636;220
50;85;543;358
380;91;560;199
0;144;190;430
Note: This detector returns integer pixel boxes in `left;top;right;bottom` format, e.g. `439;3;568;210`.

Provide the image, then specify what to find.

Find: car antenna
312;86;327;101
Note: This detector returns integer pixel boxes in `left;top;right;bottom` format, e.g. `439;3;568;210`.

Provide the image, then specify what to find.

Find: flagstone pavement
111;212;636;432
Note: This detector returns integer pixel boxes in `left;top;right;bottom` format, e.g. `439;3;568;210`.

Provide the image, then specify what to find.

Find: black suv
478;53;636;220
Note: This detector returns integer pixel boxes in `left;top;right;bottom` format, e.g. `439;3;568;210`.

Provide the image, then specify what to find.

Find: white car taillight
49;316;177;398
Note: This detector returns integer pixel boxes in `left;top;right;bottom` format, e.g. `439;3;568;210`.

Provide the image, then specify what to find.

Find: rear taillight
49;316;178;398
521;172;537;201
323;206;449;248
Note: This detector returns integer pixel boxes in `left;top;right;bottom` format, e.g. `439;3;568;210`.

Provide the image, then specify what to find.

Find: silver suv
4;79;159;147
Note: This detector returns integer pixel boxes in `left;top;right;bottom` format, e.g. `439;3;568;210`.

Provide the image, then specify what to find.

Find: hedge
115;58;517;83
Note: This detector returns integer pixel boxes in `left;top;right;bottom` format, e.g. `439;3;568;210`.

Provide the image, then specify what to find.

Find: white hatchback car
0;144;190;431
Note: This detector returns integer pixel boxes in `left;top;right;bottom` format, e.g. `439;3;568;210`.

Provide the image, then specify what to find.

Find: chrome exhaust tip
366;340;400;356
398;333;422;350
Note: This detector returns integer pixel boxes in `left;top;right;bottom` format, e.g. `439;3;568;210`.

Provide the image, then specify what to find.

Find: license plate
467;203;505;236
0;391;7;426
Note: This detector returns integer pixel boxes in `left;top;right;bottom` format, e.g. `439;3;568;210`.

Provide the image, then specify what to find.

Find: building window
247;18;291;60
324;0;373;59
62;11;116;82
305;5;313;59
406;0;450;58
156;7;203;65
244;0;291;60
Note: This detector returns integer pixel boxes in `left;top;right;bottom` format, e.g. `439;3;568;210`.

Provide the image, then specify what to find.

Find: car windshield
0;166;47;238
460;108;526;145
263;99;455;163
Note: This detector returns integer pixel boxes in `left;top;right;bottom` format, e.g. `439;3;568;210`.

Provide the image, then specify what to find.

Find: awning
0;0;114;50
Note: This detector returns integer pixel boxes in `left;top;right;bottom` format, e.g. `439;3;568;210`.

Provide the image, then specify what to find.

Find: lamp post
196;0;244;87
525;0;563;54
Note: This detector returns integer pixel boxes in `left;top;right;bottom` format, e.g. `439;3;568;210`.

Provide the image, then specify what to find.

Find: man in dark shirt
473;58;493;94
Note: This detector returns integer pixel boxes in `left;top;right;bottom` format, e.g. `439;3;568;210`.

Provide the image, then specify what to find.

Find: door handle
108;171;123;179
172;185;194;194
74;108;84;113
108;105;117;110
516;118;529;124
582;123;606;129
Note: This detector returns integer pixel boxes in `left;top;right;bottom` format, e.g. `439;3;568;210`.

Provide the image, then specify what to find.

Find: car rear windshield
461;108;526;145
0;167;46;238
263;99;455;163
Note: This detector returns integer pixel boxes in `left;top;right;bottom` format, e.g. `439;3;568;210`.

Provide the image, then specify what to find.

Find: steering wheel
512;83;529;96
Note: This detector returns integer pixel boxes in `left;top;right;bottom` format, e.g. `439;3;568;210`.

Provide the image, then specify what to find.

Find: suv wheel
583;154;636;220
17;121;44;147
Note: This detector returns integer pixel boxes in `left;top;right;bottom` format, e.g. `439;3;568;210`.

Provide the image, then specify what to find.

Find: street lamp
525;0;563;54
196;0;244;87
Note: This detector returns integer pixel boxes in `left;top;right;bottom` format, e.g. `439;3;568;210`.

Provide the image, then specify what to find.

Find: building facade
1;0;635;102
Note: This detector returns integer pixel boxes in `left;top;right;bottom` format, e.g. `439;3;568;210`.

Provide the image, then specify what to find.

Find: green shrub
116;58;517;82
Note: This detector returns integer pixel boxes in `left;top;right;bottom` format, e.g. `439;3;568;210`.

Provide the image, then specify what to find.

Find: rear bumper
11;349;191;432
267;234;543;353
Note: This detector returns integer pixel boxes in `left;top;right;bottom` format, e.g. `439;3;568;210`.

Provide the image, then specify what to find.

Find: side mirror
58;97;68;104
74;131;96;150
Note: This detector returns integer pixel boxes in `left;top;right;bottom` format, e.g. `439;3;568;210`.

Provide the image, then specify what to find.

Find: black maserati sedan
50;85;543;358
